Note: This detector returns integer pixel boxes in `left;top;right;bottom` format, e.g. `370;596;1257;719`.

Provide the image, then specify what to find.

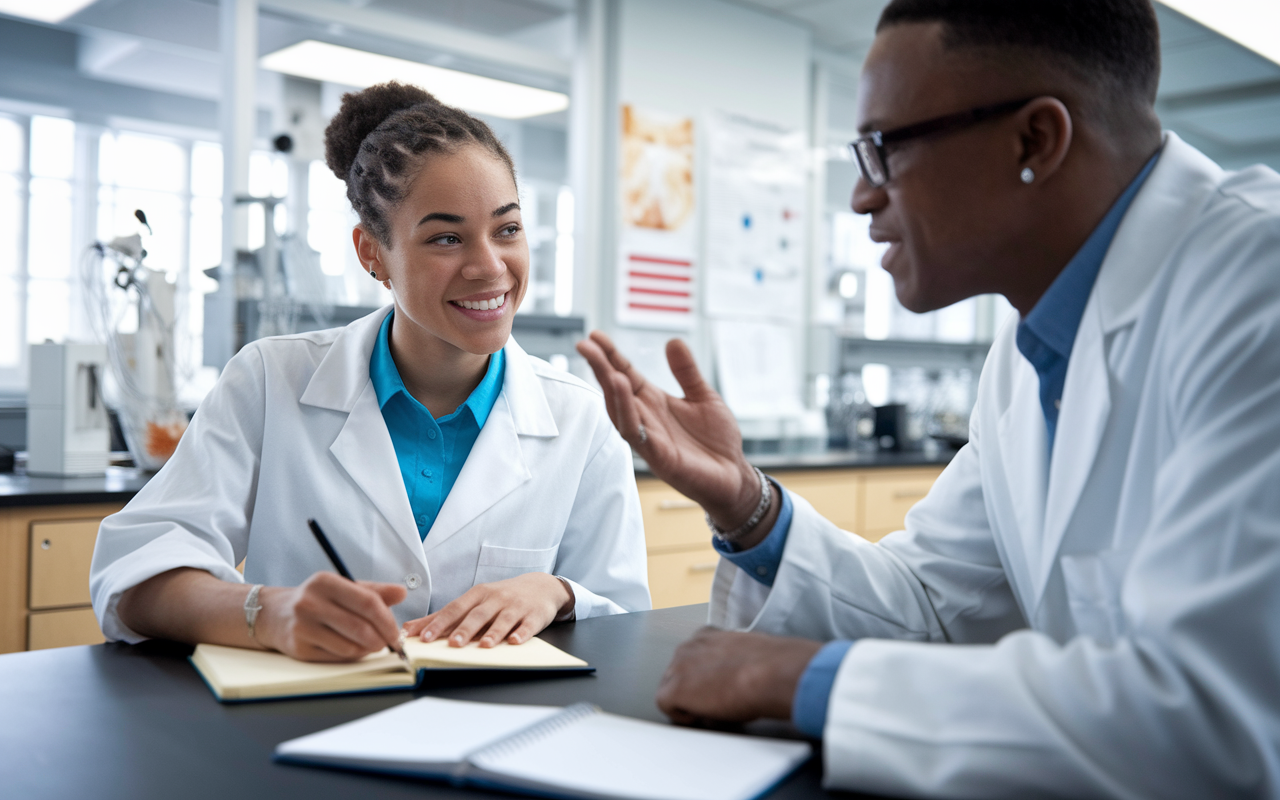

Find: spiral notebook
274;697;812;800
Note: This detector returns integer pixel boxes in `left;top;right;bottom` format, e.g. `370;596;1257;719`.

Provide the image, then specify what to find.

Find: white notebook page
469;711;812;800
276;697;560;768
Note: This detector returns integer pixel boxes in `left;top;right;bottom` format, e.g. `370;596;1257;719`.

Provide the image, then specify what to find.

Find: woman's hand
256;571;407;662
576;331;776;547
402;572;573;648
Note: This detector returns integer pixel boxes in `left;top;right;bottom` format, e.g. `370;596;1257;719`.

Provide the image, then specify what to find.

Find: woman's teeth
455;294;506;311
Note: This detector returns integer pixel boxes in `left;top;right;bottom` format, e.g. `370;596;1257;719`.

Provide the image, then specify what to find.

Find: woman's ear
1016;96;1073;185
352;226;392;288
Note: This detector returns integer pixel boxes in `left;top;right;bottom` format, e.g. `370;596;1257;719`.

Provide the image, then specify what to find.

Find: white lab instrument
26;342;110;477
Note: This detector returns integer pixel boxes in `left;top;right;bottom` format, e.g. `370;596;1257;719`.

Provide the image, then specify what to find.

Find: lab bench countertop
0;447;957;507
0;466;151;508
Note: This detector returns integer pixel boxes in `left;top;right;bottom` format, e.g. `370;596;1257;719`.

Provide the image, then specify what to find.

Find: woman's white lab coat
711;133;1280;797
91;307;650;642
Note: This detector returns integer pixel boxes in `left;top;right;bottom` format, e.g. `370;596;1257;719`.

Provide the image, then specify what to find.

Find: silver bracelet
244;584;264;641
705;467;772;542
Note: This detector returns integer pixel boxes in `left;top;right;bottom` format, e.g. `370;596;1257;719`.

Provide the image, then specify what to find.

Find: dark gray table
0;604;883;800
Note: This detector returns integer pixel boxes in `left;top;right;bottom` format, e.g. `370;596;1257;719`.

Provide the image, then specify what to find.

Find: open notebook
190;637;591;702
275;697;813;800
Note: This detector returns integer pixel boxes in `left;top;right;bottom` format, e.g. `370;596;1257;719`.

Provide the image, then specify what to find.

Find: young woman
90;82;649;662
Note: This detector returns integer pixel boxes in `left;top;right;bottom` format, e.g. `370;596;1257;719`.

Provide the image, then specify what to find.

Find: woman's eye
500;224;521;237
431;234;461;245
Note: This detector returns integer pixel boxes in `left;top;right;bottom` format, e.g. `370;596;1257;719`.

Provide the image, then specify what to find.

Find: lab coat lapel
422;341;559;554
996;359;1049;604
1029;133;1224;607
1036;299;1111;605
299;306;422;559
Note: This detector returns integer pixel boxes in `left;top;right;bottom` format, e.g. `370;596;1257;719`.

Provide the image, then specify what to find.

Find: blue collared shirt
369;311;505;540
720;152;1163;738
1015;152;1159;452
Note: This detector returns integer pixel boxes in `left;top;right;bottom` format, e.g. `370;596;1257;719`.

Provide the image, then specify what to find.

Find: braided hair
323;81;517;246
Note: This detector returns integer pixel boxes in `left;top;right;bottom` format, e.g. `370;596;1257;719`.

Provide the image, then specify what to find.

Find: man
578;0;1280;796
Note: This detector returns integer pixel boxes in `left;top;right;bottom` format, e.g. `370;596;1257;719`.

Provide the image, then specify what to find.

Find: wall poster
616;105;696;330
704;110;807;322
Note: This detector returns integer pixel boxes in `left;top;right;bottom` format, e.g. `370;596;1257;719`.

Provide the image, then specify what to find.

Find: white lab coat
711;133;1280;798
91;306;650;643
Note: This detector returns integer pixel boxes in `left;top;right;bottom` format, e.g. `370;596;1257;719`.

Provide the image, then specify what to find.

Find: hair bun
324;81;437;181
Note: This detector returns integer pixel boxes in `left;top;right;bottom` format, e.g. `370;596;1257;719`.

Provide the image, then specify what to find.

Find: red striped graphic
629;254;693;267
629;270;692;282
629;287;691;298
629;302;691;313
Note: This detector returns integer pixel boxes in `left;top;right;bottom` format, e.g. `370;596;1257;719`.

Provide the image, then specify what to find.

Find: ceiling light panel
0;0;97;23
260;40;569;120
1160;1;1280;66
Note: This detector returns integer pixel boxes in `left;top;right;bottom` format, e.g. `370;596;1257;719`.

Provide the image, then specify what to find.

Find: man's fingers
609;372;644;446
665;338;713;401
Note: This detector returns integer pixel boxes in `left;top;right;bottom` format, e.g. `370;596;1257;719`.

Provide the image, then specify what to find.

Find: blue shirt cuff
792;640;854;738
711;481;793;586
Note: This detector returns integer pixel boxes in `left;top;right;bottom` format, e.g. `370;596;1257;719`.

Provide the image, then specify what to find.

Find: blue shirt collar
1021;152;1161;356
369;310;505;427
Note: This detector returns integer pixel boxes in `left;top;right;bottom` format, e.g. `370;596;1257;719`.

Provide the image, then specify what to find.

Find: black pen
306;518;414;674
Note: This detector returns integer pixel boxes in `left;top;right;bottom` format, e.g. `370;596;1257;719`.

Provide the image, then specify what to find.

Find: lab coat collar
421;338;559;553
297;306;561;558
1027;133;1225;608
1094;132;1225;335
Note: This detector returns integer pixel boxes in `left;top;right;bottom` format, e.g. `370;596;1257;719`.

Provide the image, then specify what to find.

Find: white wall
601;0;812;406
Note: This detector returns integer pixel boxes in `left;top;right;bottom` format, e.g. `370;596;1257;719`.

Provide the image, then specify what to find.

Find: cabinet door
862;467;944;539
28;608;104;650
775;471;861;533
647;547;721;609
29;520;99;609
637;478;710;552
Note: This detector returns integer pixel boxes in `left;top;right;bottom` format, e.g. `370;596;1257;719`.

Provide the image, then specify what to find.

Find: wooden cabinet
0;503;122;653
639;465;945;609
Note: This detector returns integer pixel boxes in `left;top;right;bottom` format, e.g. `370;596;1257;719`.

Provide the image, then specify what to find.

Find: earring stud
1020;168;1035;184
369;270;378;279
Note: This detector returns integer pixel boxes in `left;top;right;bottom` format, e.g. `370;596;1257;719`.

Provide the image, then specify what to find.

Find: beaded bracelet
705;466;772;542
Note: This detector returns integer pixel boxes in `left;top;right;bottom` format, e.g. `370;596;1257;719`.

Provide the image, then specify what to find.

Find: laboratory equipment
26;342;110;477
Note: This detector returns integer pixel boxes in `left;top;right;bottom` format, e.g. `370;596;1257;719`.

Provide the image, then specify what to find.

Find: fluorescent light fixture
0;0;97;23
261;40;569;120
1160;1;1280;66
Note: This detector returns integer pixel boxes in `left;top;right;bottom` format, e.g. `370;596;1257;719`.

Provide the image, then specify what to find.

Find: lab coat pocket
1061;550;1128;645
473;543;558;584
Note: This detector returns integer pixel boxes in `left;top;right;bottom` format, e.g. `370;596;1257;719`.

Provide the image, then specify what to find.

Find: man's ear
352;225;392;288
1016;96;1073;184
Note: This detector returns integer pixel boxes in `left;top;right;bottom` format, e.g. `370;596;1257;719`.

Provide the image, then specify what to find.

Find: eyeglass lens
852;139;887;187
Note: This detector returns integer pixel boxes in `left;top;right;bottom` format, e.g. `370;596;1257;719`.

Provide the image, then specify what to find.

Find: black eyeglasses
848;96;1038;188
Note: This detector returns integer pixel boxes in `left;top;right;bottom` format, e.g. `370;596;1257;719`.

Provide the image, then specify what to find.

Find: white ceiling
5;0;1280;168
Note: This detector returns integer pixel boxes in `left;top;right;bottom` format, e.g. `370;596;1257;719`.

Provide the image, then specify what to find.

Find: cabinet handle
893;489;929;500
41;539;51;550
659;499;700;511
688;563;718;573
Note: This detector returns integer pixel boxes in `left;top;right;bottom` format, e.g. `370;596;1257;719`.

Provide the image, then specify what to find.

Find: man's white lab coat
91;307;650;642
712;134;1280;797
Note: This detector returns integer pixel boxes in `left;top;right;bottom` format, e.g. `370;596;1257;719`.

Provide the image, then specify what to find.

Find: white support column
206;0;257;369
569;0;617;332
806;60;835;406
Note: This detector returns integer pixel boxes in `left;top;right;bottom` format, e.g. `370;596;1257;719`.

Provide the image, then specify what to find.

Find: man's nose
851;175;887;215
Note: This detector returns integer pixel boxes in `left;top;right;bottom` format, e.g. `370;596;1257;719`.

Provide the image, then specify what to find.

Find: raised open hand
576;331;764;531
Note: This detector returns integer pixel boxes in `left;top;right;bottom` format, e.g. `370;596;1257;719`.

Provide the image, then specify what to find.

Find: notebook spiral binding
465;702;601;768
